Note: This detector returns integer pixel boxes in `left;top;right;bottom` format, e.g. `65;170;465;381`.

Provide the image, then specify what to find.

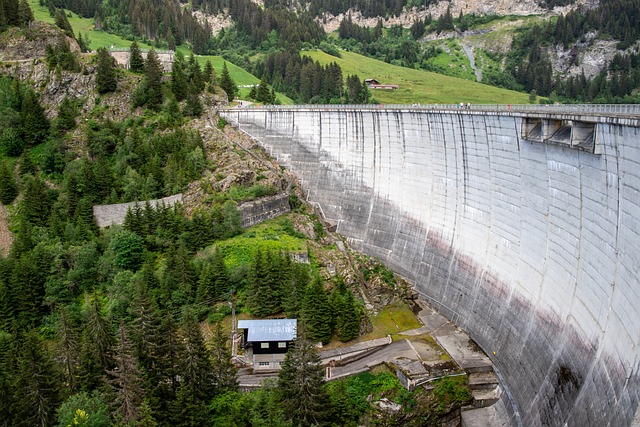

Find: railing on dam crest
225;103;640;118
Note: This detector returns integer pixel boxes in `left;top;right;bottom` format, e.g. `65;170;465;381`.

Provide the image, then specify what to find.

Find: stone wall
93;194;182;228
238;193;290;228
109;49;174;73
223;108;640;426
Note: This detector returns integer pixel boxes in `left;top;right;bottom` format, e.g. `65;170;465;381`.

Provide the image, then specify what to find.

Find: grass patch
205;183;278;204
28;0;155;50
210;216;307;269
176;49;294;104
362;301;422;341
431;375;472;414
411;333;452;361
422;39;476;81
26;0;277;94
303;49;531;105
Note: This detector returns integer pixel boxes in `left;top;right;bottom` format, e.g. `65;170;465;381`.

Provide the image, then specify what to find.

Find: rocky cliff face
0;21;80;61
1;60;96;117
318;0;592;33
0;22;94;115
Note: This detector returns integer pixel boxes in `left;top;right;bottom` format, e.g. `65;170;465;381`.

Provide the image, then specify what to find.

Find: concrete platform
462;398;511;427
468;372;499;390
415;307;493;374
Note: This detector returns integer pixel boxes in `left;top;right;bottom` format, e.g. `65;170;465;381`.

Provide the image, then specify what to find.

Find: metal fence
224;103;640;117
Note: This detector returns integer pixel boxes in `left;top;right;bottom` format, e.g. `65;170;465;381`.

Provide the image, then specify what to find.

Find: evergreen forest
1;0;639;422
0;6;480;425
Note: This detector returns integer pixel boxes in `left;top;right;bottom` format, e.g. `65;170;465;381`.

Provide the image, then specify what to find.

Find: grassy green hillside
25;0;294;104
303;49;531;104
27;0;154;50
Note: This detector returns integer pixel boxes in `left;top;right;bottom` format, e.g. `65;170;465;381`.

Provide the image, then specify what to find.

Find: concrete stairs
465;367;500;409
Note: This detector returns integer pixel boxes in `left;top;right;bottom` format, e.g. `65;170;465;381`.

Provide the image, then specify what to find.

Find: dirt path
0;205;12;257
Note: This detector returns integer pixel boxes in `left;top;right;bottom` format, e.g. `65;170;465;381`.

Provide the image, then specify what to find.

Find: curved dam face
223;107;640;426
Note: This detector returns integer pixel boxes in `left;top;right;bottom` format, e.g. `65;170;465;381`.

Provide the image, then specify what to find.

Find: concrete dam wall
222;107;640;426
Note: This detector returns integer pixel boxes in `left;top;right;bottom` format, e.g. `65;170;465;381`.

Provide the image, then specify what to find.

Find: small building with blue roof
238;319;297;370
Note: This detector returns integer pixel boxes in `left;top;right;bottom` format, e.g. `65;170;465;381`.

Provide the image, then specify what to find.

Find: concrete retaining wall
238;193;290;228
109;49;174;73
223;108;640;426
93;194;182;228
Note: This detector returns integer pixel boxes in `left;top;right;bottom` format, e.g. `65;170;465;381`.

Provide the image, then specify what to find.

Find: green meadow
303;49;531;105
26;0;297;103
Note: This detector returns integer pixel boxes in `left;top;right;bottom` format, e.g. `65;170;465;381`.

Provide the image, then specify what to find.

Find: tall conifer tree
96;47;117;94
17;0;33;27
13;330;61;427
20;90;49;147
54;308;80;395
301;277;333;344
129;41;145;73
219;62;237;102
171;51;187;102
109;322;145;425
0;162;18;205
277;333;330;427
144;49;164;109
54;8;73;37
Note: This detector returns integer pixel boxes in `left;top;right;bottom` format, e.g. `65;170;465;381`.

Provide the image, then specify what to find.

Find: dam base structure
222;105;640;426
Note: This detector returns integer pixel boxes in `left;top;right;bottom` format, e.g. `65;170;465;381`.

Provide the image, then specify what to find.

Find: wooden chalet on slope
365;78;399;90
238;319;297;371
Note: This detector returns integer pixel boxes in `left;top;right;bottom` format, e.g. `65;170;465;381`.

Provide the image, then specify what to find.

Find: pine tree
54;8;73;38
187;54;205;93
247;249;272;317
301;277;333;344
129;41;145;73
144;49;164;110
22;175;51;226
12;255;46;329
0;330;17;424
96;47;117;94
78;293;115;391
0;272;15;332
0;162;18;205
17;0;33;27
209;322;238;394
3;0;18;27
171;51;188;101
283;263;310;318
13;330;61;427
54;96;78;132
166;243;196;305
165;96;182;126
128;283;164;376
0;0;6;32
169;311;214;425
77;32;90;52
150;316;181;423
332;286;361;342
137;400;159;427
54;307;80;394
109;322;145;425
219;62;238;102
197;247;229;303
277;333;330;427
203;60;213;85
256;75;272;103
20;89;49;147
183;84;203;117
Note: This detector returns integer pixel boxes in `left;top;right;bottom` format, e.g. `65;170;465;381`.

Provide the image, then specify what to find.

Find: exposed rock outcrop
0;21;80;61
317;0;592;33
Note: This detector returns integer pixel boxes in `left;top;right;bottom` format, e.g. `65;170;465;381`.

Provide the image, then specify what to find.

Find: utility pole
230;290;237;360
